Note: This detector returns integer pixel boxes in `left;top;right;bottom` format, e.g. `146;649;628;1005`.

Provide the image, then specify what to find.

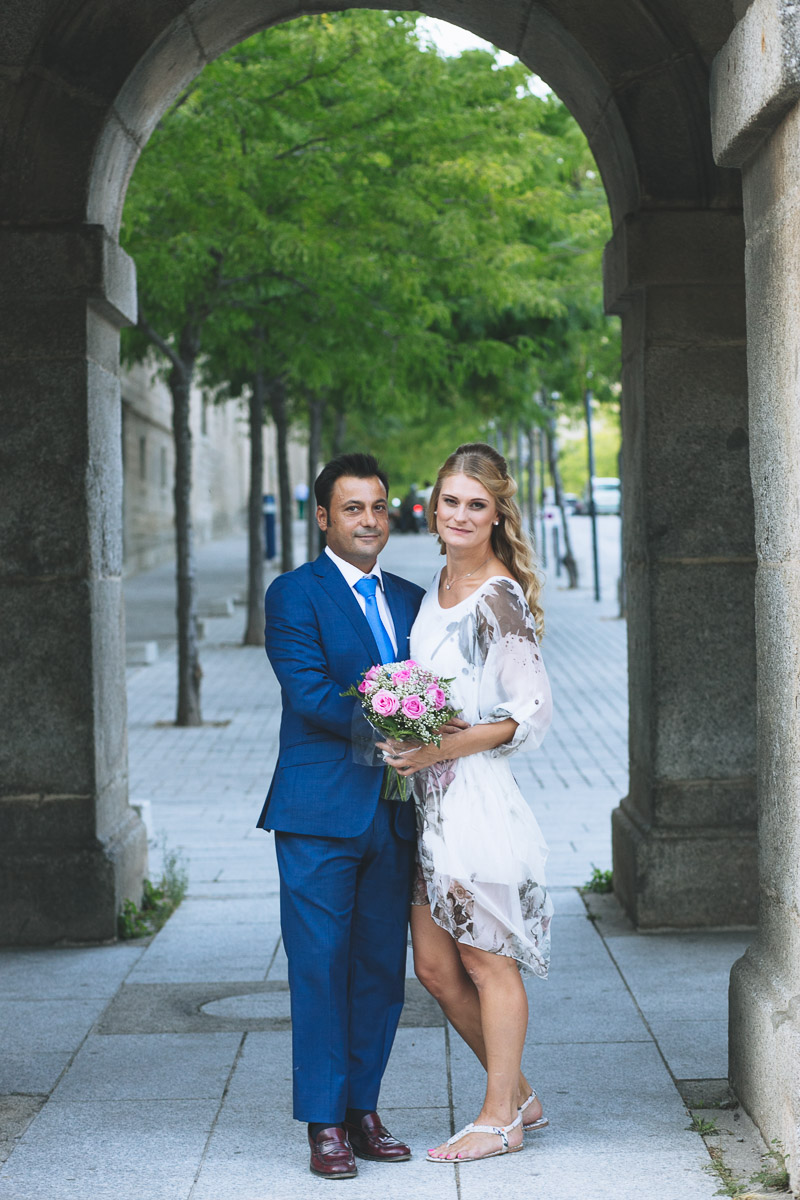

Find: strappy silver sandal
519;1089;549;1134
426;1112;524;1162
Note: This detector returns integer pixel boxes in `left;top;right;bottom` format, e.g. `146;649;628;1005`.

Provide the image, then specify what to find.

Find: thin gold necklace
444;556;491;591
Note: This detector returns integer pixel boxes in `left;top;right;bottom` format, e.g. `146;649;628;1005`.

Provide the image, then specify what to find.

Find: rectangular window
138;435;146;481
160;446;168;488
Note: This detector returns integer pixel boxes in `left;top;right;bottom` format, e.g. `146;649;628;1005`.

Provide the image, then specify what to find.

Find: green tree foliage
121;11;619;677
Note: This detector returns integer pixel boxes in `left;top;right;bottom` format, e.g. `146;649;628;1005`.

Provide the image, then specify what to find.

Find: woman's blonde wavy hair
427;441;545;638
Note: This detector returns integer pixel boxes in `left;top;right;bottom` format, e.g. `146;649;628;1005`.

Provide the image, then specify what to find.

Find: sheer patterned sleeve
474;578;552;756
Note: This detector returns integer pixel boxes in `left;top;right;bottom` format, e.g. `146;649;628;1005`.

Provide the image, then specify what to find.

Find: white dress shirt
325;545;398;654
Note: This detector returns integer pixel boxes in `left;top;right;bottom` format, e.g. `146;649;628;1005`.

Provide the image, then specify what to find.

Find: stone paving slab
648;1019;731;1081
601;932;752;1020
49;1032;242;1103
0;1054;72;1097
0;998;110;1055
0;1099;222;1200
126;921;281;984
0;944;145;1000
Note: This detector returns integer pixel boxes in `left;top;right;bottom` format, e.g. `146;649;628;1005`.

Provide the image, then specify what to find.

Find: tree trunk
268;377;294;574
170;325;203;725
617;446;626;619
545;412;579;589
306;391;324;562
527;425;538;546
243;370;266;646
331;404;347;458
508;426;519;479
515;424;525;507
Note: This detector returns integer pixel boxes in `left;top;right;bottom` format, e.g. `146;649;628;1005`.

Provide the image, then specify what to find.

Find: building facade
120;362;305;574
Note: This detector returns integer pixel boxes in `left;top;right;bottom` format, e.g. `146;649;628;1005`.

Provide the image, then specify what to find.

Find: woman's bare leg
410;905;542;1120
425;941;528;1159
426;942;529;1160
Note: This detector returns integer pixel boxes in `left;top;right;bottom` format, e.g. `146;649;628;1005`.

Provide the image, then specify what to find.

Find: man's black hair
314;453;389;512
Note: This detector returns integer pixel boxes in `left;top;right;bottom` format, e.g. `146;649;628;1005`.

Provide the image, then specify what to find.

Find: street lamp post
585;385;600;601
538;423;548;567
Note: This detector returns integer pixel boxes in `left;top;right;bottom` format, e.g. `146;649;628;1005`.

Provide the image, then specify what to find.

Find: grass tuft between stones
751;1140;791;1193
581;865;613;894
699;1125;792;1197
689;1115;719;1136
118;839;189;940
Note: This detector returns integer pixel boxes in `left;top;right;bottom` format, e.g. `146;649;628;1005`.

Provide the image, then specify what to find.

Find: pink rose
391;669;411;685
371;689;400;717
401;695;427;719
404;660;417;668
426;685;447;710
364;665;380;682
357;680;368;694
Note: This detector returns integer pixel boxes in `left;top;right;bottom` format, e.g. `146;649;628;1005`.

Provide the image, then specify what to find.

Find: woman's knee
458;944;517;989
410;909;465;998
414;952;455;998
413;939;472;1000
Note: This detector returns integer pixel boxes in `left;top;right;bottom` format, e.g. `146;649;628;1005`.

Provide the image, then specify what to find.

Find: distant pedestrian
294;481;309;519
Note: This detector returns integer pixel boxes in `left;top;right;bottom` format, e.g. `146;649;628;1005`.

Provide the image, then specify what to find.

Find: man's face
317;475;390;570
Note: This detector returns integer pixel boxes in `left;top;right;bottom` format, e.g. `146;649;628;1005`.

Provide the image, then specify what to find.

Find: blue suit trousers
275;799;413;1123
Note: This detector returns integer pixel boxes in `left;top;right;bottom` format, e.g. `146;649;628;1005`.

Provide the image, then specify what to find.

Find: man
258;453;425;1179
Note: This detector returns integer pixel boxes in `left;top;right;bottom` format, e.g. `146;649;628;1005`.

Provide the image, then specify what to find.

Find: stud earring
493;520;499;526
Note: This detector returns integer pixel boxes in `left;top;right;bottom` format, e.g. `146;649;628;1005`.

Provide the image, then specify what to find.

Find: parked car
577;477;621;515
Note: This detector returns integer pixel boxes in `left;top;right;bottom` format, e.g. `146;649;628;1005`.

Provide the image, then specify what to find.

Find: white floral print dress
410;573;554;977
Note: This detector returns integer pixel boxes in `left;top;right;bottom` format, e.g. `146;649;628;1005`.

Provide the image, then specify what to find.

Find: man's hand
376;740;442;776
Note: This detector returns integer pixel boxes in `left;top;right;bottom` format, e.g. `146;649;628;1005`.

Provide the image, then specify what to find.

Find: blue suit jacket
257;551;425;840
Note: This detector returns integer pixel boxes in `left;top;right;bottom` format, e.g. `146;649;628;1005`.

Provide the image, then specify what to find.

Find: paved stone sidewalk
0;523;757;1199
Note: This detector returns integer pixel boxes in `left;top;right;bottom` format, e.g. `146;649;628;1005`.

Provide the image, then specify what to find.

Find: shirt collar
325;545;385;592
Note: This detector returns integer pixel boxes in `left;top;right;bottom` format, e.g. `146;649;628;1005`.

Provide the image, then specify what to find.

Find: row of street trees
121;11;619;725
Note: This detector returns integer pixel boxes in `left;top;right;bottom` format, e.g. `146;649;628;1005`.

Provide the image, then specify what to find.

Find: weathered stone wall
605;210;757;929
121;363;306;575
0;227;148;944
712;1;800;1184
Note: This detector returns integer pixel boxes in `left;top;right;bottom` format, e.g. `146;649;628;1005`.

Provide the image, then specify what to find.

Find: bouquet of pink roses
342;659;460;800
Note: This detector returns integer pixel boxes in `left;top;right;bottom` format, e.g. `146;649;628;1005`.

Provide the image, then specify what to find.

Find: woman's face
435;472;498;554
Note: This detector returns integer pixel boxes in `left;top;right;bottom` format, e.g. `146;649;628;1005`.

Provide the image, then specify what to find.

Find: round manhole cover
200;992;291;1019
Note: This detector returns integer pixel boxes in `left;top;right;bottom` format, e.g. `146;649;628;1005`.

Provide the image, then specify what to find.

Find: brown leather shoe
343;1112;411;1162
308;1126;357;1179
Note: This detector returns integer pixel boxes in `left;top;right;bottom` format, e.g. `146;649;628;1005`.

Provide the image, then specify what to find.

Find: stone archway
0;4;755;943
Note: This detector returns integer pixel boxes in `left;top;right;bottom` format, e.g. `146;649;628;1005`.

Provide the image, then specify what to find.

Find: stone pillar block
712;12;800;1182
604;208;757;929
0;224;147;944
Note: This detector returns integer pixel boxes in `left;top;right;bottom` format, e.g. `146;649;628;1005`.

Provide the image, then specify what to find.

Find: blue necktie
354;576;395;664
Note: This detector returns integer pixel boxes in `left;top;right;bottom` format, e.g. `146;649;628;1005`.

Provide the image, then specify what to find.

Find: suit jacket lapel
383;572;410;657
312;552;382;663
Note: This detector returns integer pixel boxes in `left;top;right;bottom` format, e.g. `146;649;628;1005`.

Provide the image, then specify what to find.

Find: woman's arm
377;718;518;776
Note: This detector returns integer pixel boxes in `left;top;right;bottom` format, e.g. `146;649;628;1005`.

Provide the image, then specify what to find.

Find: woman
381;442;553;1164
